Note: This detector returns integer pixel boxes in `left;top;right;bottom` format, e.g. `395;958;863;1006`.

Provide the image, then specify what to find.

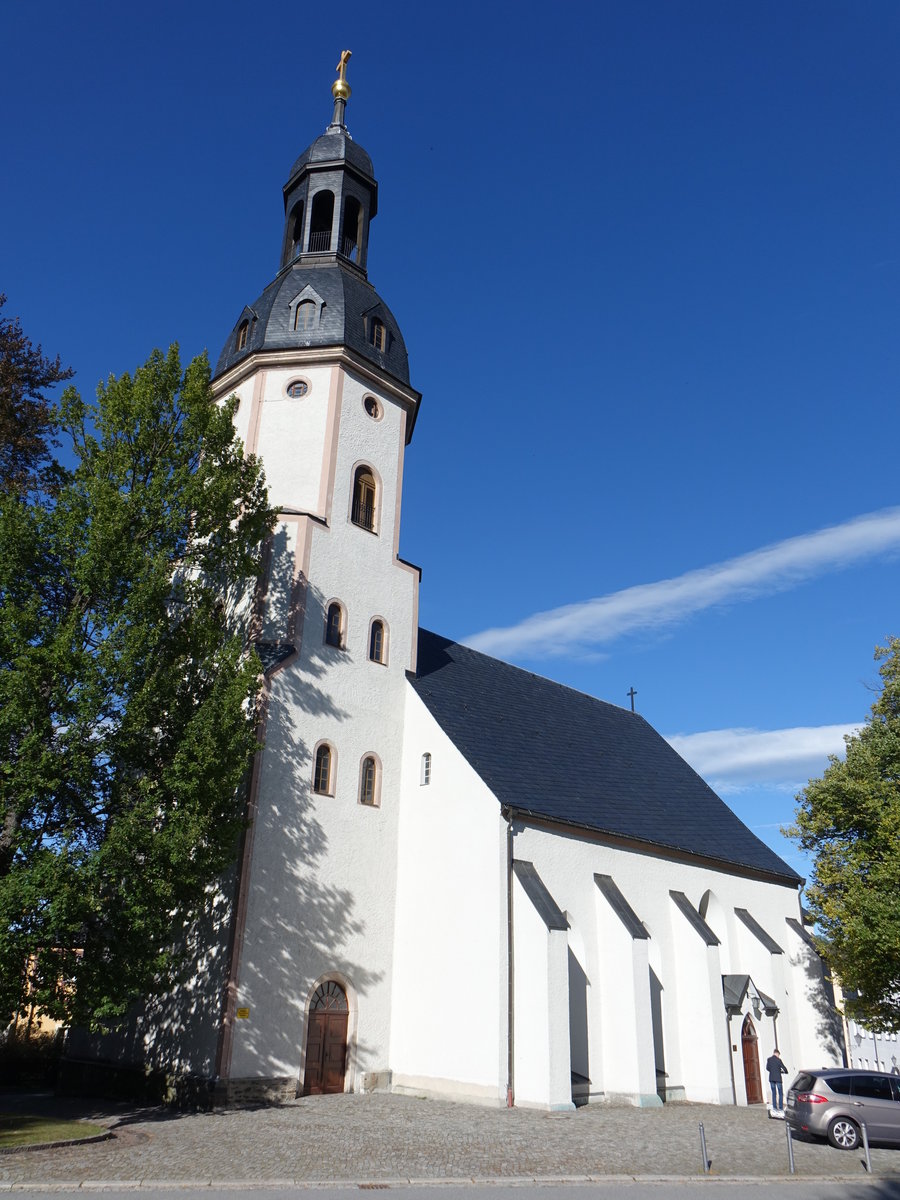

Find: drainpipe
725;1014;737;1105
503;806;516;1108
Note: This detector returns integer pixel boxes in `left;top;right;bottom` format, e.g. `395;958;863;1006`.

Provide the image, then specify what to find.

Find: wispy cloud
665;723;858;790
466;507;900;659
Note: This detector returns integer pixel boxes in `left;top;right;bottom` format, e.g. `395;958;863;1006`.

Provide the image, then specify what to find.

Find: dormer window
237;320;249;351
294;300;316;332
369;318;386;352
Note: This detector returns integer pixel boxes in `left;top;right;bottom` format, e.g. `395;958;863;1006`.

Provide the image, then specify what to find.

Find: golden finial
333;49;352;102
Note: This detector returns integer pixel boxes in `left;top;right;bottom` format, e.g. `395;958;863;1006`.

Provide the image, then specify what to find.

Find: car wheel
827;1117;860;1151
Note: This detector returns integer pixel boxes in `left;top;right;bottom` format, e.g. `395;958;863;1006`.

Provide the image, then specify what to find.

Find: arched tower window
325;601;344;648
359;755;379;807
309;191;335;253
236;320;250;351
289;201;305;259
313;744;334;795
341;196;363;262
351;466;377;532
420;752;432;786
294;300;316;331
368;618;386;664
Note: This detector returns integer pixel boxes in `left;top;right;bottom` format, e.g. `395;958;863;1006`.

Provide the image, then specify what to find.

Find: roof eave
509;808;803;889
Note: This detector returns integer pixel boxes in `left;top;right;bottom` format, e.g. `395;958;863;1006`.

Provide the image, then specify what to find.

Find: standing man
766;1048;789;1110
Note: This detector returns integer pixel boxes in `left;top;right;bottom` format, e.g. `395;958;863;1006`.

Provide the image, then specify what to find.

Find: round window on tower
286;378;310;399
363;395;382;420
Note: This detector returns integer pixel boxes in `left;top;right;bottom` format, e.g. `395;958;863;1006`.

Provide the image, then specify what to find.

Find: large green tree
0;345;274;1029
790;638;900;1030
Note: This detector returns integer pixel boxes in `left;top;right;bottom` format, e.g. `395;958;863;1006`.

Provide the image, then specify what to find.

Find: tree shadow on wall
67;582;383;1100
796;947;845;1064
226;579;384;1084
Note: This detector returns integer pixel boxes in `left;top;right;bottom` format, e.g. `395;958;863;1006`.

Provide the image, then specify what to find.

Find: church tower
209;55;421;1100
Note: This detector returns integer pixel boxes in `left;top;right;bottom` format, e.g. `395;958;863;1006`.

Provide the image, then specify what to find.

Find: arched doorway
741;1014;763;1104
303;981;349;1095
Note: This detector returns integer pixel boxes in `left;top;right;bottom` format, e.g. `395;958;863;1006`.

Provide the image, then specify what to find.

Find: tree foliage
790;639;900;1030
0;345;274;1029
0;295;73;495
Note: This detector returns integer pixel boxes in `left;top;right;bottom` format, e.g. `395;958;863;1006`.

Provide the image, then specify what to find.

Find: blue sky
4;1;899;878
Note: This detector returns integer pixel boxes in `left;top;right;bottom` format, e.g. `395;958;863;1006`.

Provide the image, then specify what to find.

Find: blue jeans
770;1079;783;1109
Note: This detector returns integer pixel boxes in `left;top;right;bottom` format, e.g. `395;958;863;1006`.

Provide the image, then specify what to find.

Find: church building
73;59;843;1111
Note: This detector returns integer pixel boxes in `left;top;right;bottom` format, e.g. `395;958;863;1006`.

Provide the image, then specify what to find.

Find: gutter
502;805;517;1107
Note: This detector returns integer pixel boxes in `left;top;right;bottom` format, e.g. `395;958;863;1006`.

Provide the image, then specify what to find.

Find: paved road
8;1188;900;1200
2;1091;900;1188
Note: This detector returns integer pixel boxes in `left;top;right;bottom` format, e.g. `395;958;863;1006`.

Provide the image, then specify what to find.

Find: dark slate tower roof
214;266;409;384
412;630;801;886
215;64;410;386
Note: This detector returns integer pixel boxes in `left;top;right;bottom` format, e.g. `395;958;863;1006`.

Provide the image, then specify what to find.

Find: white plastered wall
389;689;507;1104
666;899;732;1104
225;358;419;1090
505;824;840;1107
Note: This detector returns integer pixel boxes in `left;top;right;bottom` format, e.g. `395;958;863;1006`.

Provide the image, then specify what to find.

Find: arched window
341;196;362;262
359;755;379;807
289;201;305;259
294;300;316;331
313;744;334;795
369;318;386;352
351;466;377;532
368;619;386;664
236;320;249;351
309;190;335;253
325;602;344;648
420;752;432;786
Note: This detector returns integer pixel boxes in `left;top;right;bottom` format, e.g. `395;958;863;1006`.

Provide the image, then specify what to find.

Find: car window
790;1073;816;1092
852;1074;893;1100
892;1078;900;1103
827;1074;853;1095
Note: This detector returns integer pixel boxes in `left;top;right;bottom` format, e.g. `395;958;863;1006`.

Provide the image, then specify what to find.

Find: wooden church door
741;1014;763;1104
303;981;349;1095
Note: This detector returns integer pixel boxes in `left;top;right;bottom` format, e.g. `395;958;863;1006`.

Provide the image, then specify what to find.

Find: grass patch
0;1113;107;1149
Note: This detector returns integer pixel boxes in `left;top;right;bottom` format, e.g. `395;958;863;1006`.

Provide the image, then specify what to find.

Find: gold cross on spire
336;49;352;84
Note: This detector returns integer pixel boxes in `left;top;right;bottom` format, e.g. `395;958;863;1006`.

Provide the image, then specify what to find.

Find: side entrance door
303;981;349;1095
741;1014;763;1104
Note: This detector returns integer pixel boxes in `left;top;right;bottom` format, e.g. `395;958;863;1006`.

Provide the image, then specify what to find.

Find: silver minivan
786;1068;900;1150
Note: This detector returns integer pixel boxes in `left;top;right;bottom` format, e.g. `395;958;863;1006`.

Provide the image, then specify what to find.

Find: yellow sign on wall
236;1007;250;1019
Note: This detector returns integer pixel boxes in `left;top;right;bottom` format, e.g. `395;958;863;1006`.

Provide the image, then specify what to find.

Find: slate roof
722;974;778;1016
214;261;410;385
411;630;801;885
286;130;375;187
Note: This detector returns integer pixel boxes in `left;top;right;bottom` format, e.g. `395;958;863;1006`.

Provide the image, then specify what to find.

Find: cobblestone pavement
2;1092;900;1187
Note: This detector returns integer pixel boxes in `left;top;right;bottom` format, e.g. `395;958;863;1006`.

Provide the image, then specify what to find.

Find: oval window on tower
286;379;309;398
363;395;381;420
